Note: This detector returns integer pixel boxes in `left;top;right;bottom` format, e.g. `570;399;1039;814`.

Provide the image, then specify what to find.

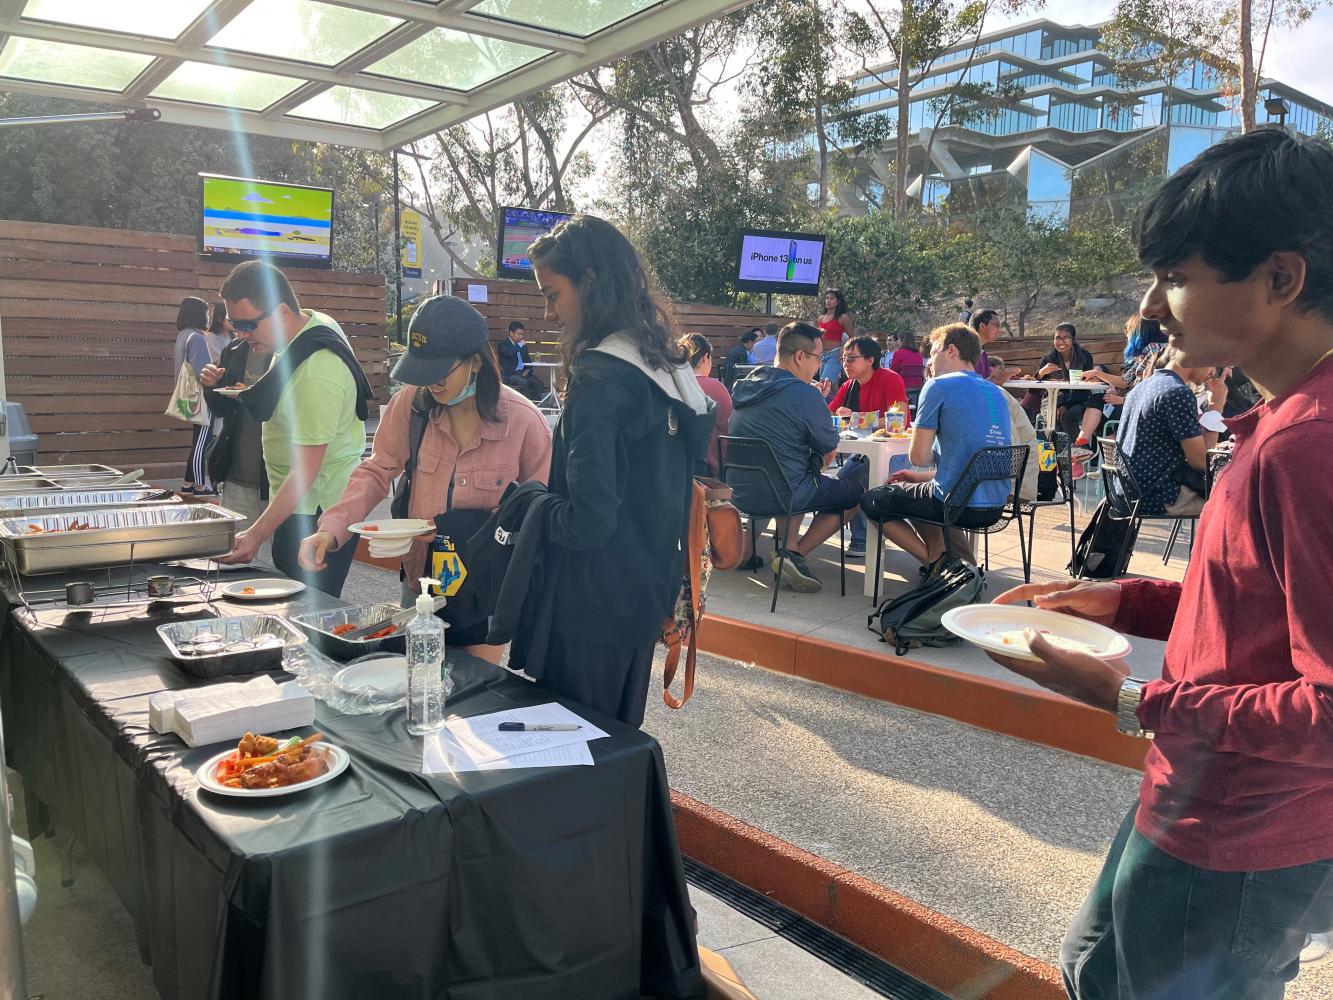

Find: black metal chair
866;445;1028;605
1095;436;1200;576
718;436;846;613
895;364;926;411
1014;431;1077;582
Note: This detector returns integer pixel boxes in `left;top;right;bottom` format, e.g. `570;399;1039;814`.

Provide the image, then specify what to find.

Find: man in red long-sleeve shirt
986;128;1333;998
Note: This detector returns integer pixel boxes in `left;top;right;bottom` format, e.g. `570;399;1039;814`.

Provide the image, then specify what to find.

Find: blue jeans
819;348;843;391
839;456;867;546
1063;805;1333;999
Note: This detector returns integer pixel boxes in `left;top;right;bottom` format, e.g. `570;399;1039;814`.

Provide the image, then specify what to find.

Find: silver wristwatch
1116;677;1153;738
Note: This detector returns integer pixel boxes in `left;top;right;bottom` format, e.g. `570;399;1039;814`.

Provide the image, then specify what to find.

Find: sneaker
1301;933;1331;964
846;540;866;558
772;550;821;592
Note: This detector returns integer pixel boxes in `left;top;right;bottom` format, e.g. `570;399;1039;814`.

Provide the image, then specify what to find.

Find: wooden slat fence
448;278;790;363
0;220;386;482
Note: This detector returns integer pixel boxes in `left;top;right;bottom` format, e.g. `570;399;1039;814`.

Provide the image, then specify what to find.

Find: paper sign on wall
400;209;421;278
466;284;488;303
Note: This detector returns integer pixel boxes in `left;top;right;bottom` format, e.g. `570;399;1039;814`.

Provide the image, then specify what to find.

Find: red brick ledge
697;615;1149;771
673;792;1063;1000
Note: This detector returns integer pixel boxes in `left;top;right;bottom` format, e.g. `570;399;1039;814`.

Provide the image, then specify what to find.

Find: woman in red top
679;333;731;477
888;330;926;394
826;336;911;423
817;288;854;390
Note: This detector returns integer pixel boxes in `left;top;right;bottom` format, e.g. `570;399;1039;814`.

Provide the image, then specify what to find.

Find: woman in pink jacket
300;296;552;663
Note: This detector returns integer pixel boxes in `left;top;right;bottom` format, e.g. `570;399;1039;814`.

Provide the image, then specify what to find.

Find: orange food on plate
362;524;380;531
213;732;328;789
331;623;358;636
241;586;256;595
365;624;398;639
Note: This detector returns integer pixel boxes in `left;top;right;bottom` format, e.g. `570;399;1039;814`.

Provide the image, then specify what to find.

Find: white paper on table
443;702;607;765
422;732;595;773
466;283;488;303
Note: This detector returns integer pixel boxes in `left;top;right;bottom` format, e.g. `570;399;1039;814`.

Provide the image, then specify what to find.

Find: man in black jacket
722;328;760;389
496;322;547;401
200;327;271;535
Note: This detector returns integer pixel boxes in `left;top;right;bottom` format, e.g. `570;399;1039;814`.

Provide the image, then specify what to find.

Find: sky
995;0;1333;107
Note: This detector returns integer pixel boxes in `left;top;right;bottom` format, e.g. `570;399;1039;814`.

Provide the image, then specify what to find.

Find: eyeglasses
429;360;466;390
229;305;276;333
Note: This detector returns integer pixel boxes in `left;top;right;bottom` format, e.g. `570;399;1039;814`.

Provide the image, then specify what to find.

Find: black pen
498;722;581;732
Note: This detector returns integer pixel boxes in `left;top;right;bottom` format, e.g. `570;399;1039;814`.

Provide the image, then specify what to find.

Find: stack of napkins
151;676;316;747
150;675;277;734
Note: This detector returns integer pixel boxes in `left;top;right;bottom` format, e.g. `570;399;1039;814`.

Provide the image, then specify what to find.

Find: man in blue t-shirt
860;323;1012;567
1118;346;1227;516
748;323;779;365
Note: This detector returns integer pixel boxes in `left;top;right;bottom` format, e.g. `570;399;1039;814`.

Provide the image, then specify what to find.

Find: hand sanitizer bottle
406;577;446;735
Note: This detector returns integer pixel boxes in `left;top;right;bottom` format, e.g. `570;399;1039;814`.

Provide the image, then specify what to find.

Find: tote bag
165;352;207;427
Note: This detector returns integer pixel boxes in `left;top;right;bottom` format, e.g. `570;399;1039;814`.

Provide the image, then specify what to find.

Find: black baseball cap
392;295;489;386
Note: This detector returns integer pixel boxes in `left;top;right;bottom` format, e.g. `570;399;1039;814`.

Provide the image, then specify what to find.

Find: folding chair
866;445;1028;605
1015;431;1077;582
719;436;846;613
1096;436;1199;575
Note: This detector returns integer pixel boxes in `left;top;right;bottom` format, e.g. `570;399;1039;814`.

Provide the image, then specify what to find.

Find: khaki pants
219;481;266;530
1164;484;1205;517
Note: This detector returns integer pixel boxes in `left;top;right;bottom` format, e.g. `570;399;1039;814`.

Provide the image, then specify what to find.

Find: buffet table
0;563;703;1000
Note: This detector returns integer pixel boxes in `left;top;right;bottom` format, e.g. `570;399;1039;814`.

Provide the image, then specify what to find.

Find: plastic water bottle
406;577;447;735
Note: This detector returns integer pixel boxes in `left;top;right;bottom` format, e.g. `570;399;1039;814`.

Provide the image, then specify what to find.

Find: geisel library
841;17;1333;222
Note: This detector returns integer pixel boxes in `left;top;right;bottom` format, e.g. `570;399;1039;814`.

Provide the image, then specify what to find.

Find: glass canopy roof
0;0;745;150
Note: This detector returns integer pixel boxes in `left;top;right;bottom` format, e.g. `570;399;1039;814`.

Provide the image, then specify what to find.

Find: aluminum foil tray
290;604;408;660
0;489;180;518
0;504;243;575
157;614;306;679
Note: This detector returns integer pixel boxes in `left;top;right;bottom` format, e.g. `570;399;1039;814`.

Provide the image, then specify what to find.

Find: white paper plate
367;538;414;558
220;578;306;602
196;743;349;798
213;387;247;398
941;605;1131;663
349;519;434;540
334;655;408;699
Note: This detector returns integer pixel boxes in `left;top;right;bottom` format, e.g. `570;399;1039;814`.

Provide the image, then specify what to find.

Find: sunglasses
230;305;276;333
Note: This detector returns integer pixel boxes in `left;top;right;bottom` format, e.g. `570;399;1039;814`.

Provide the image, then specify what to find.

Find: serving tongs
341;596;445;640
105;468;145;487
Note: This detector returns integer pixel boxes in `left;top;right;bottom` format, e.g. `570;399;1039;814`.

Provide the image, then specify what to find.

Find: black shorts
860;481;1004;530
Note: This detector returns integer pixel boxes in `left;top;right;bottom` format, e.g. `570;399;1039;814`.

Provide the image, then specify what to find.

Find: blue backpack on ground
867;557;987;655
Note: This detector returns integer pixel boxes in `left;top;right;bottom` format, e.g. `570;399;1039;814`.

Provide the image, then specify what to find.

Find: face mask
442;373;477;406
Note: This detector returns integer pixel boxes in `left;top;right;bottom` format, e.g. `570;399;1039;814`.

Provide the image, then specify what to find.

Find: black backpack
1069;499;1137;578
868;557;987;655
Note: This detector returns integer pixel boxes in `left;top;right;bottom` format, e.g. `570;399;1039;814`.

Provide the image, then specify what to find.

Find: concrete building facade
842;18;1333;223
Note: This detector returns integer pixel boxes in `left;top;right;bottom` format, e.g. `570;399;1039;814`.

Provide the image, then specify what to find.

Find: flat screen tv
497;206;573;279
734;228;826;296
198;173;334;268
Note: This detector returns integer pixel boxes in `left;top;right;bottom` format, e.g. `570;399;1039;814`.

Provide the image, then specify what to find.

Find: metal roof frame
0;0;752;150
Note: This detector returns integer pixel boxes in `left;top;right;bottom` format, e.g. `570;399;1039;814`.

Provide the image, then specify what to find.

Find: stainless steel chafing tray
31;464;121;478
0;504;243;575
0;489;179;518
0;476;147;494
156;614;306;679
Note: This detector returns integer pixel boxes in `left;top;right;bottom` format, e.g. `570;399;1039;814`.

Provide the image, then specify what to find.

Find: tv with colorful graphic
198;174;334;268
497;206;573;279
735;228;825;295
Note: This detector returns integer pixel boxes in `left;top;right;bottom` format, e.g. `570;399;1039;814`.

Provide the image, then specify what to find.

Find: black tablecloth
0;563;703;1000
